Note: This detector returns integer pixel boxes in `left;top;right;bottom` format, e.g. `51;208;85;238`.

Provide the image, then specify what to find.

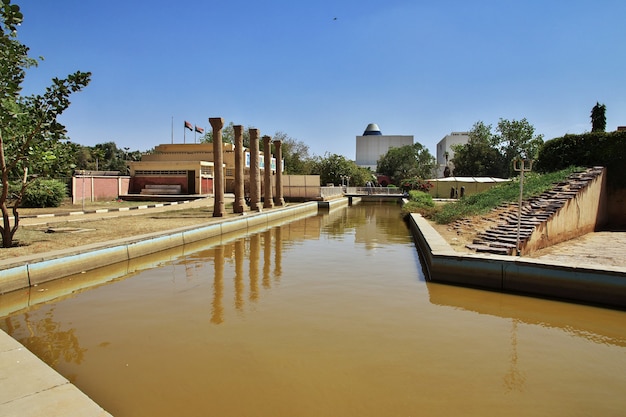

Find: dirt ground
1;199;238;261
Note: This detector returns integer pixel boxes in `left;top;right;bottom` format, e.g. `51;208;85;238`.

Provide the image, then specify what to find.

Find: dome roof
363;123;382;135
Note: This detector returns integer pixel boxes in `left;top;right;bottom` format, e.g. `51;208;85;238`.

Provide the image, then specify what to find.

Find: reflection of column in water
503;318;526;392
274;227;282;282
263;230;272;289
210;246;224;324
249;234;260;302
234;239;245;311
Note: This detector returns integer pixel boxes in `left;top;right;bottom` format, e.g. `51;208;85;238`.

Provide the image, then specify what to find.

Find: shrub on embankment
535;131;626;188
403;167;582;224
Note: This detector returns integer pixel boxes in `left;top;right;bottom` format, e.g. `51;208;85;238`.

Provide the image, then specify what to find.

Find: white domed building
355;123;414;171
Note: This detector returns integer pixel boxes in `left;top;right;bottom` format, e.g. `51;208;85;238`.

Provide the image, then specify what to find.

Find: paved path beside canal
0;330;112;416
529;230;626;268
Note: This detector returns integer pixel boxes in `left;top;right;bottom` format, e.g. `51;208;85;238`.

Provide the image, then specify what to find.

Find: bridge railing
320;186;344;199
346;186;404;196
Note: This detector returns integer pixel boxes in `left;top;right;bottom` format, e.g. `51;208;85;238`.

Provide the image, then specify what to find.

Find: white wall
355;135;414;171
436;132;469;177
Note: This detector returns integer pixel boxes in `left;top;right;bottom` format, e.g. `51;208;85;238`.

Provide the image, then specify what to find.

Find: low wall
409;213;626;309
0;202;320;294
280;175;321;200
72;175;130;203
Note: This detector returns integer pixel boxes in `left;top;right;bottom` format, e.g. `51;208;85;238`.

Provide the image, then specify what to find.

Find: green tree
274;131;315;175
311;153;371;186
376;143;436;185
591;102;606;132
93;141;127;172
452;119;543;178
0;1;91;247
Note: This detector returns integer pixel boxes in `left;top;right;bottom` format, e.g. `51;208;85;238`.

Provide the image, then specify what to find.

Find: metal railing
346;186;404;196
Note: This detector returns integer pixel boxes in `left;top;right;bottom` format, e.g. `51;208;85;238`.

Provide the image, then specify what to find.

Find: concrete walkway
0;331;112;416
529;230;626;268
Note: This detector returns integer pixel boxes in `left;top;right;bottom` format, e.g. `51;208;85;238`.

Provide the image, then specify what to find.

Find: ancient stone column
273;139;285;207
263;135;274;209
249;128;261;211
233;125;246;213
210;117;225;217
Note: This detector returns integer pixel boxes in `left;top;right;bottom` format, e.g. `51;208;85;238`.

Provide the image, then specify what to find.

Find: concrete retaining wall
409;213;626;309
524;169;607;254
0;202;321;294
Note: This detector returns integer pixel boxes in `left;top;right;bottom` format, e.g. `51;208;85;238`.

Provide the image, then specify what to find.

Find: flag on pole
195;125;204;134
184;121;193;131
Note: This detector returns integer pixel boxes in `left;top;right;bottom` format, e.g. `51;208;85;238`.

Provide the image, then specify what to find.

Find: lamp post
340;175;350;192
513;158;533;256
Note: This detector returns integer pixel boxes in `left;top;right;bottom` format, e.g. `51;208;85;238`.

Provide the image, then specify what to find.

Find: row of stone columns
209;117;284;217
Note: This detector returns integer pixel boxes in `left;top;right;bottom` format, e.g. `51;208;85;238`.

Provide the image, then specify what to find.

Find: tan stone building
127;143;277;196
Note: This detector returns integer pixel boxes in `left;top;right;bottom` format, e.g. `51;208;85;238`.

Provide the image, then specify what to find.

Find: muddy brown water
2;203;626;417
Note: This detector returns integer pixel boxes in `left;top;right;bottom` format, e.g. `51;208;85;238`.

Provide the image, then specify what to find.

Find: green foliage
401;177;433;192
20;179;66;208
376;142;436;184
274;131;315;175
534;131;626;187
401;190;436;217
0;0;90;247
312;153;372;186
591;102;607;132
452;119;543;178
430;167;581;224
408;190;434;207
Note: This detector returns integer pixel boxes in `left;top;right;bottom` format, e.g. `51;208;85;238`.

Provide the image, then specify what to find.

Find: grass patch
432;166;583;224
404;166;583;224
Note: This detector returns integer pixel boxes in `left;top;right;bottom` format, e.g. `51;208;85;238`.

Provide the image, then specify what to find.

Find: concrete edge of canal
0;201;326;294
408;213;626;310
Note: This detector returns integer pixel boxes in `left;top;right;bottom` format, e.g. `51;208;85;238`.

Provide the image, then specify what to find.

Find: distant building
355;123;414;171
435;132;469;178
127;143;278;195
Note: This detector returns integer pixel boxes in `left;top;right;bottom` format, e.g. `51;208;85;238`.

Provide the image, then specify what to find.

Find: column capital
209;117;224;130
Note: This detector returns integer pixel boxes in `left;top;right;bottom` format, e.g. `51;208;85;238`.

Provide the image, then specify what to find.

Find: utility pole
513;158;533;256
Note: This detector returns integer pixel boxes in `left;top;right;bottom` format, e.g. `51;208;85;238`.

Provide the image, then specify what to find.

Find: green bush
408;190;435;207
21;179;67;208
401;190;437;217
535;131;626;187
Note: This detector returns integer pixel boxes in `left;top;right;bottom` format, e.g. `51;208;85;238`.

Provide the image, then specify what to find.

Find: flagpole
171;116;173;144
184;122;186;144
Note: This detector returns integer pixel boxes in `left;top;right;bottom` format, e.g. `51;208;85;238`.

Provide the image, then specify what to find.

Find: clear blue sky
17;0;626;159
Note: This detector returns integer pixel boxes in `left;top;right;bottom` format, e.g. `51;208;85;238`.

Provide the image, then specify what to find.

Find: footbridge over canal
343;187;406;205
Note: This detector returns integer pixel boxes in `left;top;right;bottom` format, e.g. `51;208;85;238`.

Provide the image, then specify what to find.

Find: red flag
195;125;204;134
184;121;193;131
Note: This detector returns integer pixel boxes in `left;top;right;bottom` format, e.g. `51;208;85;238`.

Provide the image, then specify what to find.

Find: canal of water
2;203;626;416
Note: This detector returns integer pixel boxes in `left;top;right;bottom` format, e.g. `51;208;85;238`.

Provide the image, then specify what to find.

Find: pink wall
72;176;130;204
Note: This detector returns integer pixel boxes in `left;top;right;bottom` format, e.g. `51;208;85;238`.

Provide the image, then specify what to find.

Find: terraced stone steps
463;167;603;256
